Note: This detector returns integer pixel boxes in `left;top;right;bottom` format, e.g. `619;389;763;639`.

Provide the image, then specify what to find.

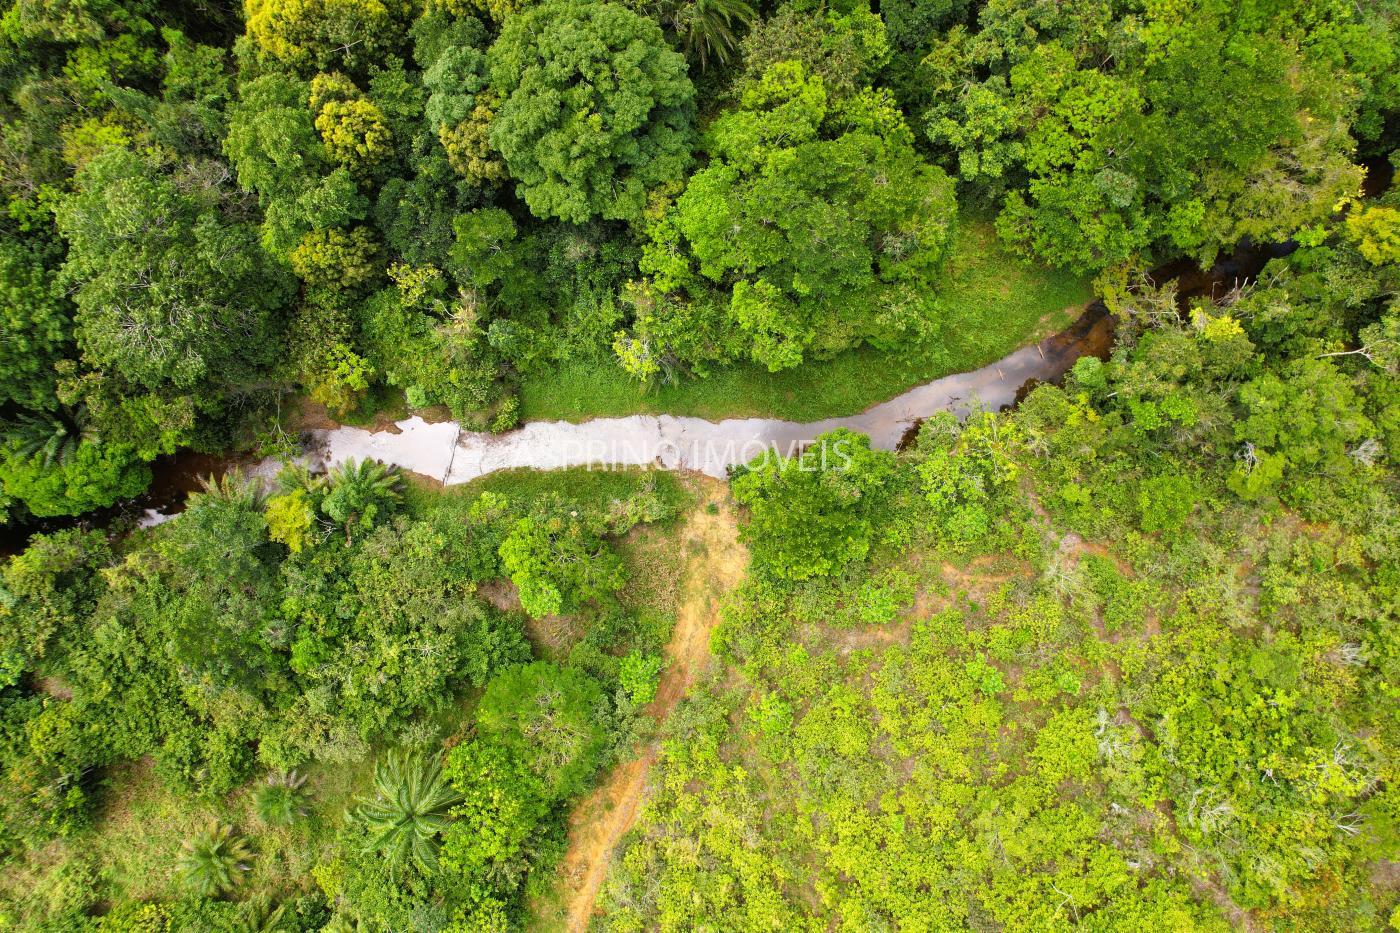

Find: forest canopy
0;0;1395;519
1;0;1399;929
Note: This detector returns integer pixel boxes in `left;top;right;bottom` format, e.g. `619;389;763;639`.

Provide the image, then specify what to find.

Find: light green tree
731;427;896;579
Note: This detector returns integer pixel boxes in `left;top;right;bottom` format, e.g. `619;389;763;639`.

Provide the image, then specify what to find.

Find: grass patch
518;219;1092;423
407;466;691;518
614;517;687;635
342;384;408;427
78;758;346;906
53;688;485;912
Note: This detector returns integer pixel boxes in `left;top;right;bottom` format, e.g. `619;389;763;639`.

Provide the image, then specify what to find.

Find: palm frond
3;407;93;467
176;822;252;897
351;750;461;878
189;467;265;511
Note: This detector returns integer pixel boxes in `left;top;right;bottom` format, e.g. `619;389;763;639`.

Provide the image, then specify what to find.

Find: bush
731;428;896;580
618;650;665;705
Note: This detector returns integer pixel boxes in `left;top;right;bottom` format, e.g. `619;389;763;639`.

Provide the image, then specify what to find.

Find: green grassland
407;465;690;517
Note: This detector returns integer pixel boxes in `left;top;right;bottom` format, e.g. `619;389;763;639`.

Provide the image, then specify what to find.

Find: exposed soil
287;398;421;435
34;676;73;701
476;579;522;613
550;478;747;933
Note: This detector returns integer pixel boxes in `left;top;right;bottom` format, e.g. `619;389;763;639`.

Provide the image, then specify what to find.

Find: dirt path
552;479;747;932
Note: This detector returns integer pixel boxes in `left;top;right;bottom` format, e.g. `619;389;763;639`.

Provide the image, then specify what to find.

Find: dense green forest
2;0;1400;929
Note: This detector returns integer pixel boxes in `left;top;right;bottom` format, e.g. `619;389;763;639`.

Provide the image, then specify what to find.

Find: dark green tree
56;147;294;393
487;0;695;223
352;750;462;878
630;62;955;371
922;0;1375;271
0;240;69;411
474;661;606;800
320;458;402;544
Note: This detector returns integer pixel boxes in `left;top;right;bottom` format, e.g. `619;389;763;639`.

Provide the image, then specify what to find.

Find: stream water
299;303;1115;487
0;236;1294;549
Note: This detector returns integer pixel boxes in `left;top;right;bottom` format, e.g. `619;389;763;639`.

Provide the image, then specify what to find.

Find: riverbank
0;232;1268;546
0;296;1098;551
518;220;1093;423
293;303;1113;488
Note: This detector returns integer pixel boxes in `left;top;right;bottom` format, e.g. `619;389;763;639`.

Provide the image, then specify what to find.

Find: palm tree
351;751;462;878
274;462;326;496
233;894;290;932
321;458;402;544
189;468;264;511
176;822;252;897
3;406;93;467
253;770;309;827
655;0;756;72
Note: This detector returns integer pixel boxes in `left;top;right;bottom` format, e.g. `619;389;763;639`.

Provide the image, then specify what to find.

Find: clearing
534;477;748;931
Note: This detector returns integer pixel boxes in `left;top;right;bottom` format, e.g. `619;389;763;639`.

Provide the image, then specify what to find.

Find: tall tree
627;62;956;371
56;147;293;395
0;239;69;411
487;0;695;224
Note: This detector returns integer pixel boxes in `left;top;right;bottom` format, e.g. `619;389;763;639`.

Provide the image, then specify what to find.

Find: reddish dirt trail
553;481;746;933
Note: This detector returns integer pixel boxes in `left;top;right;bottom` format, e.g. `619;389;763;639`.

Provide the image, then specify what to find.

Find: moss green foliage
486;1;695;224
499;502;627;617
0;437;151;518
289;225;381;290
0;240;69;412
618;650;665;704
428;661;607;927
914;410;1024;551
245;0;414;74
0;528;109;683
2;0;1400;928
315;97;393;173
478;661;607;798
1347;205;1400;265
738;0;889;102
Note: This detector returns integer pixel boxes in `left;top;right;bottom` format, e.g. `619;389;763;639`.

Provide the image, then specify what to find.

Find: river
1;236;1292;547
299;303;1114;487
